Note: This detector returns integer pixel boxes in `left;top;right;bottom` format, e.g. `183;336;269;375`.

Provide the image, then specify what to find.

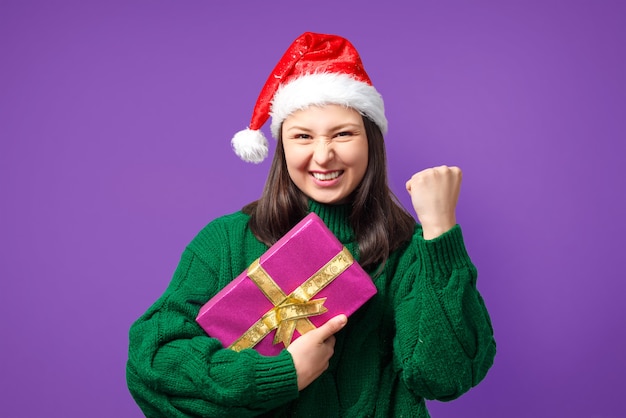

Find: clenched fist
405;165;462;240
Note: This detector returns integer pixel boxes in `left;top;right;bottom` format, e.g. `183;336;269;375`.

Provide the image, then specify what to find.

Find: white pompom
231;128;269;163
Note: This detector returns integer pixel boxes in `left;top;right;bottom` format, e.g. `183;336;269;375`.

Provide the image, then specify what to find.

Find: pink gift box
196;212;377;356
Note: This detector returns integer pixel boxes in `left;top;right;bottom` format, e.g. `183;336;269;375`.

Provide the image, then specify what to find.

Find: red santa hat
231;32;388;163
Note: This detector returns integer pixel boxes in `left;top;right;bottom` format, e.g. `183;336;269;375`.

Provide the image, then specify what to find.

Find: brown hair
242;116;415;271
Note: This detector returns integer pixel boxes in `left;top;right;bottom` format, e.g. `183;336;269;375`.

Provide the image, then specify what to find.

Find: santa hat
231;32;388;163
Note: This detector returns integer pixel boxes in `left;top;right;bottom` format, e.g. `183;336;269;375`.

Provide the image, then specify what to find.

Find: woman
127;32;496;417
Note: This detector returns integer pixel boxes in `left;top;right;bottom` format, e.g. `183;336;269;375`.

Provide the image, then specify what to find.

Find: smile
311;171;343;181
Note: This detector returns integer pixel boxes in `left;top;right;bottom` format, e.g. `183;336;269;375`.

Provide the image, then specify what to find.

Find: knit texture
127;201;496;417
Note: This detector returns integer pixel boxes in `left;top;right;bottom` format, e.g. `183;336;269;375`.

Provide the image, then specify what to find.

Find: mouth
311;171;343;181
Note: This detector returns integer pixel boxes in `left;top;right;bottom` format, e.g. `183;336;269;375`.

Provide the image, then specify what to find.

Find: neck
308;200;354;243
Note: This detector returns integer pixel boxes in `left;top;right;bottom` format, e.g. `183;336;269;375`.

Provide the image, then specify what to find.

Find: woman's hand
405;165;462;240
287;314;347;391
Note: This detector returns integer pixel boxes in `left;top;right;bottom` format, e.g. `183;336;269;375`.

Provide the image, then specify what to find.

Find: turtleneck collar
307;200;354;243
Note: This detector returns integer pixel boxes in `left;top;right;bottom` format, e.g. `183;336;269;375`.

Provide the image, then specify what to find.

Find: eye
293;133;312;140
334;131;353;138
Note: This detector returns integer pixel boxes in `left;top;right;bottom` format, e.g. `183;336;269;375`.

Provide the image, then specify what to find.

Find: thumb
315;314;347;340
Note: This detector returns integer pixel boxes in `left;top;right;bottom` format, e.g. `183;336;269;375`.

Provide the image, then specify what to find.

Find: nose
312;138;334;165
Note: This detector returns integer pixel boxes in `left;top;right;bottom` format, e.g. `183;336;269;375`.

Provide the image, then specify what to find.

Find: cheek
343;146;369;173
284;147;309;171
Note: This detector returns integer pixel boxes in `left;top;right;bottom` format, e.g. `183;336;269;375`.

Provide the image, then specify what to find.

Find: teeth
312;171;341;181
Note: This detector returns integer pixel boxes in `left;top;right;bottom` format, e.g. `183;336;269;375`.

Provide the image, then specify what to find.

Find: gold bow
229;246;353;352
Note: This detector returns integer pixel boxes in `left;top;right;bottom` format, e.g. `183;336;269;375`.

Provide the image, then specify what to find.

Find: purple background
1;1;624;417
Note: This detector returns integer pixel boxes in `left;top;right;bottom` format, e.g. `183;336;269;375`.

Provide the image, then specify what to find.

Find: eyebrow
285;123;362;133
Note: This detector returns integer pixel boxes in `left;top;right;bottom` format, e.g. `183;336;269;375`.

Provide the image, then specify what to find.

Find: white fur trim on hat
269;72;387;139
231;128;269;164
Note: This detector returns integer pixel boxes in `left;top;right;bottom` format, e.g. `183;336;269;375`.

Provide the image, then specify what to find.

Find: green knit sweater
127;201;496;417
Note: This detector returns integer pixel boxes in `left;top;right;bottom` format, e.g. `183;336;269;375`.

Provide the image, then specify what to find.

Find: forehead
283;104;363;126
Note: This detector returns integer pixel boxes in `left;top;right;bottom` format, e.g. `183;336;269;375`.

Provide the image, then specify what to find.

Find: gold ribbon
229;246;354;352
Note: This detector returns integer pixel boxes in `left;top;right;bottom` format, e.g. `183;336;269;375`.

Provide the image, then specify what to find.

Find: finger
315;314;347;341
452;166;463;181
442;165;462;177
324;335;336;348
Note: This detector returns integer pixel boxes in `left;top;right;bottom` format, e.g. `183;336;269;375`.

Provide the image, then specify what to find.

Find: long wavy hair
242;115;415;271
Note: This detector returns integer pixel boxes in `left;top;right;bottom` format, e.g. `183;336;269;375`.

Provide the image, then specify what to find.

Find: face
281;104;369;205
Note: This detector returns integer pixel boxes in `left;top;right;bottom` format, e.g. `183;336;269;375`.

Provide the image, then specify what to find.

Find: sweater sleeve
126;221;299;417
392;224;496;401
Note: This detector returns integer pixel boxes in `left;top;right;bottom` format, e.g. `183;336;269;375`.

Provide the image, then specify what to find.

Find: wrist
420;219;456;240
